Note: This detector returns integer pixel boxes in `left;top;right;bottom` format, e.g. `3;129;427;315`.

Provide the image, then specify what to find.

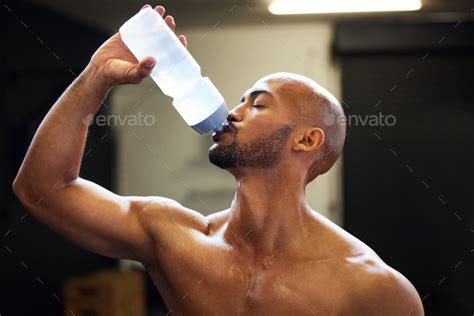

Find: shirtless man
13;4;424;315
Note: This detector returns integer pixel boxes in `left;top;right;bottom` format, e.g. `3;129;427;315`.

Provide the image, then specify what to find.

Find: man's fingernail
144;60;155;68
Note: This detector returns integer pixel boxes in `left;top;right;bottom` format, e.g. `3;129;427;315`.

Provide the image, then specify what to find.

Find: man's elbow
13;172;24;197
13;171;76;209
12;174;32;206
12;172;45;209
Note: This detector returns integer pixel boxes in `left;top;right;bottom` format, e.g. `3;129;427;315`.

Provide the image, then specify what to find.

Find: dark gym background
2;0;473;315
336;23;474;315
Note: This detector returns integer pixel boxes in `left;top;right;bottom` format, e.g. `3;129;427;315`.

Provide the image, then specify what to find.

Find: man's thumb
122;57;156;84
136;57;156;78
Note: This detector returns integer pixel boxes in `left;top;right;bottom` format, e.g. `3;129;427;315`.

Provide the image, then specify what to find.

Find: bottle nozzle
213;121;230;133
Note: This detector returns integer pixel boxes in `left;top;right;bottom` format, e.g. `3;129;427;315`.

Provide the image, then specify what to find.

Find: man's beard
208;125;293;169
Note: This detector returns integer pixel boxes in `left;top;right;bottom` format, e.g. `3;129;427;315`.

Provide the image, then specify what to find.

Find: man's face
208;79;296;170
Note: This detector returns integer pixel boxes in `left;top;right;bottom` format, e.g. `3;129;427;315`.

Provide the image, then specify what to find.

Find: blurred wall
110;22;343;223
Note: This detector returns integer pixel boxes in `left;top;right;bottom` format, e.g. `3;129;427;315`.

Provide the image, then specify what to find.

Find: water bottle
119;7;228;134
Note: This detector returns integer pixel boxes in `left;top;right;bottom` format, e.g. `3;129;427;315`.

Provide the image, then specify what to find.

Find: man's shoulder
302;215;423;315
205;208;231;234
133;196;210;234
134;199;231;242
337;253;424;315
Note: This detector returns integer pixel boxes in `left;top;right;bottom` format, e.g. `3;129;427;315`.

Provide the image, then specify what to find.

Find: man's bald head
209;72;345;183
254;72;346;182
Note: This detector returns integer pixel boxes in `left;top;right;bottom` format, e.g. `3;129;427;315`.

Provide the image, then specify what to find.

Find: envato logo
83;112;156;127
324;112;397;127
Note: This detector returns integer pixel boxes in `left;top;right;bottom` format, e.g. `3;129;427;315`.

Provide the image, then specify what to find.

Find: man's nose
227;106;244;123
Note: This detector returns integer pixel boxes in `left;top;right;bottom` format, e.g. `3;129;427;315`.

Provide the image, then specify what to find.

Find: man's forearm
13;64;111;200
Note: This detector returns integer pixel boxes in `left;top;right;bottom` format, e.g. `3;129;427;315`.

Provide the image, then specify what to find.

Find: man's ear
293;127;325;152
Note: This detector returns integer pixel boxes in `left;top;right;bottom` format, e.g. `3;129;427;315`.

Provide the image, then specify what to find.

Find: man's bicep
30;177;210;264
27;177;155;260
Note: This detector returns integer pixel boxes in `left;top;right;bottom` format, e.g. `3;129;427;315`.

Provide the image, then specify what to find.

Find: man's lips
212;123;235;142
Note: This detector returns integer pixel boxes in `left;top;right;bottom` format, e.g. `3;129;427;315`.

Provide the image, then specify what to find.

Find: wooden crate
63;269;146;316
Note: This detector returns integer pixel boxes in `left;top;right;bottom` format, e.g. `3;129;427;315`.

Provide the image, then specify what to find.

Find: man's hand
89;4;188;87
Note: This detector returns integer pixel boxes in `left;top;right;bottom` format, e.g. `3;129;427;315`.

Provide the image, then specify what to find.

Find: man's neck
224;167;314;259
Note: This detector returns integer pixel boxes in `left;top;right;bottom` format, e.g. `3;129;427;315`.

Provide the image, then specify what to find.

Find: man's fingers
106;57;154;85
137;56;156;74
153;6;174;31
140;56;156;67
141;4;151;10
155;5;166;16
165;15;175;31
178;35;188;48
126;58;154;84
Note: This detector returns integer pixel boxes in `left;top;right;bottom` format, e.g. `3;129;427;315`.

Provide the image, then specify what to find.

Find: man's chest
148;249;345;315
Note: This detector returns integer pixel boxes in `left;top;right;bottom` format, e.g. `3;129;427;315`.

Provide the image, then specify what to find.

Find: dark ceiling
24;0;474;33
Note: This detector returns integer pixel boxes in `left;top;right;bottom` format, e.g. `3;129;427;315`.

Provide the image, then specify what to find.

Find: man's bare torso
141;207;404;315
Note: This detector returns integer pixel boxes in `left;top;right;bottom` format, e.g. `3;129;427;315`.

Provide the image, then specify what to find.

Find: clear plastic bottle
119;7;228;134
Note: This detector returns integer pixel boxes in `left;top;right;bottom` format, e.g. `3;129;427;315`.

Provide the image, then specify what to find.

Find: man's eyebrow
240;89;273;103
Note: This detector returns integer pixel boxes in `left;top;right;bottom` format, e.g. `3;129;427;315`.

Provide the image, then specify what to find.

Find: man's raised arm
12;5;207;263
